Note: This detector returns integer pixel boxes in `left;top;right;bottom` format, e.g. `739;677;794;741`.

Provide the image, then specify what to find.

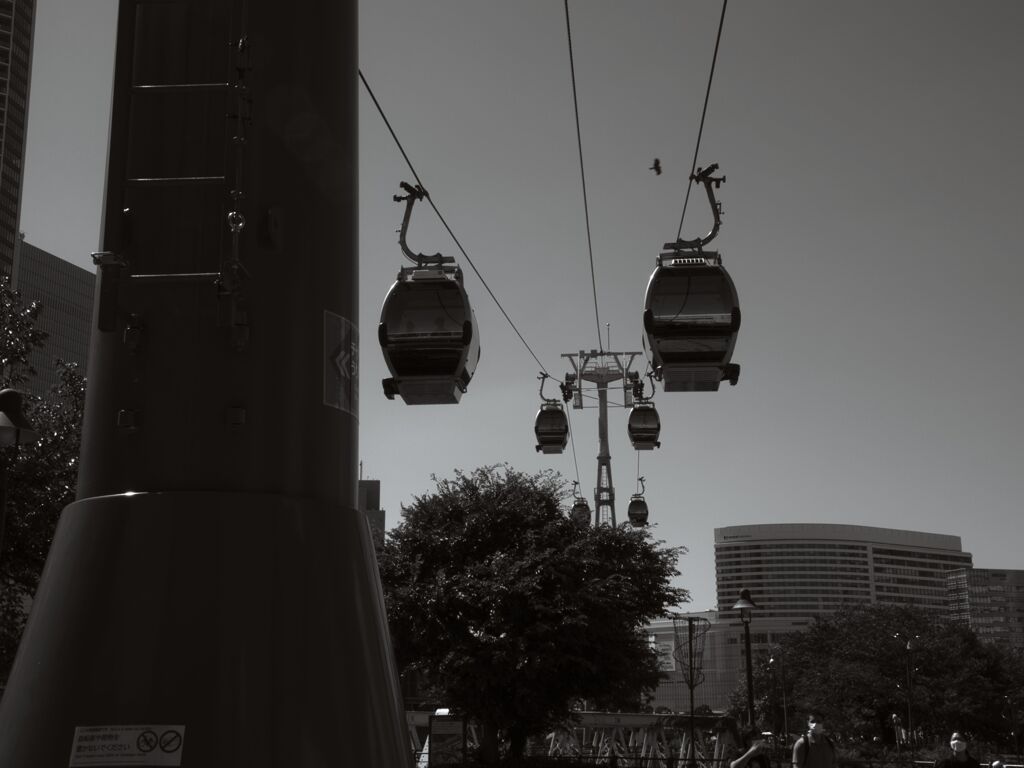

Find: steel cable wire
563;0;604;353
359;69;551;376
676;0;729;240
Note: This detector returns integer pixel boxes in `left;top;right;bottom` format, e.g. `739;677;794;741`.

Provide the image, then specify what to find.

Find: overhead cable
566;407;583;491
563;0;604;353
359;69;551;376
676;0;728;240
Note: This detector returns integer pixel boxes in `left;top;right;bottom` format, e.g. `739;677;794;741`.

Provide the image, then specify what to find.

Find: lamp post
894;632;919;758
733;588;758;730
769;649;788;741
1006;694;1022;766
0;388;38;562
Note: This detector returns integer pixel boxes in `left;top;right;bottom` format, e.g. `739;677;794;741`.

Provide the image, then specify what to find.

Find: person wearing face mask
934;732;980;768
792;713;835;768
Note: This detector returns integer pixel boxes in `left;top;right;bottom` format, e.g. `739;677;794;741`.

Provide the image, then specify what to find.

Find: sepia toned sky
21;1;1024;611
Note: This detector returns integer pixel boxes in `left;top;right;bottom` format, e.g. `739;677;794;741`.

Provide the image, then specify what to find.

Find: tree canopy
1;275;85;694
1;274;47;388
377;465;687;760
728;604;1024;753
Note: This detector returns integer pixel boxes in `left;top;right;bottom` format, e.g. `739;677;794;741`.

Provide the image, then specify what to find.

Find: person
731;730;771;768
934;732;980;768
792;713;836;768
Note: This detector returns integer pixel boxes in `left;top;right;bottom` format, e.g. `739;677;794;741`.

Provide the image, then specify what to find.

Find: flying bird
649;158;662;175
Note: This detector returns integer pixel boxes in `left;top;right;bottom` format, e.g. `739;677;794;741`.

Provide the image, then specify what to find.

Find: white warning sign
69;725;185;767
324;310;359;417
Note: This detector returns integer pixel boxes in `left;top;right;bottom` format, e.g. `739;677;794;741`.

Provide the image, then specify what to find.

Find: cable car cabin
643;252;740;392
627;402;661;450
571;498;591;524
535;402;569;454
627;495;649;527
379;265;481;405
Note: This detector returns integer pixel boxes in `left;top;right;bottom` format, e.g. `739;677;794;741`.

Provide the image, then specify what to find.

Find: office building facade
648;524;974;715
11;239;94;396
947;567;1024;653
358;478;386;553
715;523;973;625
0;0;35;275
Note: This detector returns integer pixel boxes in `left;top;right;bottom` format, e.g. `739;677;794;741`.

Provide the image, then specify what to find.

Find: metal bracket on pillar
91;250;128;333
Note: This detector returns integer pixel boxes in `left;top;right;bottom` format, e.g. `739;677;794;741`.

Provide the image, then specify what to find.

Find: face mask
951;741;967;753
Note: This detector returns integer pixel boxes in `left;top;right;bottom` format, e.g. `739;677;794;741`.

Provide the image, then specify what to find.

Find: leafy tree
0;274;47;387
726;604;1024;751
378;465;687;763
0;276;85;694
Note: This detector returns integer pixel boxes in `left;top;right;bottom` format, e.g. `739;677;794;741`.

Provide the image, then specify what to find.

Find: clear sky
21;1;1024;612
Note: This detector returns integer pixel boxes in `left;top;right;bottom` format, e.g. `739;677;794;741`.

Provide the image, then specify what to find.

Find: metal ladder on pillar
94;0;249;347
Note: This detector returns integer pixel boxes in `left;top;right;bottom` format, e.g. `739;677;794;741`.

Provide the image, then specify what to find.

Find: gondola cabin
643;252;740;392
627;402;661;450
627;494;649;527
379;265;480;405
571;498;591;525
535;402;569;454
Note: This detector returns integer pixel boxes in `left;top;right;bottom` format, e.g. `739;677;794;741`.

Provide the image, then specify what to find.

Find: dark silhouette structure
0;2;409;765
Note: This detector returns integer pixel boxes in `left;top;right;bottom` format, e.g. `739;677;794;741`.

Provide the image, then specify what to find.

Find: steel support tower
562;350;640;526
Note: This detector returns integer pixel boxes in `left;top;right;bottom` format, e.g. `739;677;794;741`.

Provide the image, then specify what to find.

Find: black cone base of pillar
0;492;409;767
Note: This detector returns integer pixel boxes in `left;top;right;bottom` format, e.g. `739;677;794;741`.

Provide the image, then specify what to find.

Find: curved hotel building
715;523;973;626
648;524;973;714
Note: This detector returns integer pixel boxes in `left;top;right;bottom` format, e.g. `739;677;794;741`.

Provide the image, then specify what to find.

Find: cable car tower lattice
560;348;647;526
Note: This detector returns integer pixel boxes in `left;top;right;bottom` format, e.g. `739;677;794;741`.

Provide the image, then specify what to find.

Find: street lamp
769;649;788;741
1005;694;1022;766
893;632;919;757
0;388;38;561
733;588;758;730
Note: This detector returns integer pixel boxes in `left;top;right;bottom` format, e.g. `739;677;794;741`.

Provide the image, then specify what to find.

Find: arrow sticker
324;310;359;417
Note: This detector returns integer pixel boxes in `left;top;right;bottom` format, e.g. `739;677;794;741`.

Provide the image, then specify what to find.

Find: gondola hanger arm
667;164;725;251
538;372;553;402
628;370;657;402
538;372;566;404
394;181;453;266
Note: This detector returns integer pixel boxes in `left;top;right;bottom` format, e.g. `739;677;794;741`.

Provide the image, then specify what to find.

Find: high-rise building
647;524;974;715
947;567;1024;653
358;478;386;553
11;238;94;396
715;523;972;626
712;524;972;716
0;0;36;275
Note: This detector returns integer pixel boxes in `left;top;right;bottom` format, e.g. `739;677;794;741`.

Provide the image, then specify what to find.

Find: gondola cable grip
668;164;726;253
394;181;452;267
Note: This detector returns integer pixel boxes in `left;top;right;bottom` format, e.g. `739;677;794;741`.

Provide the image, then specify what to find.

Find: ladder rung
132;83;231;94
130;272;221;285
127;176;226;187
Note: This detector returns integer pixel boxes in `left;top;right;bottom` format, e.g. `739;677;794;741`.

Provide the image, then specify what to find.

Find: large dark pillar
0;1;410;765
